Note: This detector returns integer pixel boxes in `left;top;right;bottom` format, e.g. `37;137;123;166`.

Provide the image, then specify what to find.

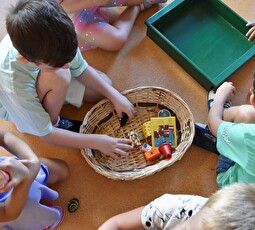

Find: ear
249;88;255;106
16;55;30;64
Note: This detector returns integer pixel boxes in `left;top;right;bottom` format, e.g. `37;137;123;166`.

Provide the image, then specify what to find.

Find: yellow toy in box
150;116;177;148
142;120;152;138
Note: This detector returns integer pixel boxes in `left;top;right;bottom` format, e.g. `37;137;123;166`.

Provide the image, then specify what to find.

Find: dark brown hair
6;0;78;67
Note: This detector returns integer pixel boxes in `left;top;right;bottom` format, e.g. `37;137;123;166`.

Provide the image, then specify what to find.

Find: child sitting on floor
194;77;255;188
0;0;135;159
207;80;255;188
0;130;69;229
58;0;167;51
98;183;255;230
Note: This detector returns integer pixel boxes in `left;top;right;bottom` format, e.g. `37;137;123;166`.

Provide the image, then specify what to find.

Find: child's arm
98;207;145;230
42;128;133;159
246;21;255;42
0;131;40;222
222;106;240;122
223;105;255;123
77;65;135;120
208;82;236;136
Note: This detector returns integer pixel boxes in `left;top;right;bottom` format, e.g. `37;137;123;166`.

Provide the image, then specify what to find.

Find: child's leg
98;5;140;51
104;0;167;8
74;5;140;51
36;69;71;125
40;158;69;185
139;0;167;10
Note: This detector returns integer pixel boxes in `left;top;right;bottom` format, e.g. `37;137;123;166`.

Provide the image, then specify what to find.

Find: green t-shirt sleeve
69;48;88;77
217;122;255;176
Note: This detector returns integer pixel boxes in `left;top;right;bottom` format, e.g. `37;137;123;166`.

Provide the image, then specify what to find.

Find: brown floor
0;0;255;229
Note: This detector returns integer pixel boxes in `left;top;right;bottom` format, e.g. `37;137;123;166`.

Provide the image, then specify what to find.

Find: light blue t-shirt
217;122;255;187
0;35;88;136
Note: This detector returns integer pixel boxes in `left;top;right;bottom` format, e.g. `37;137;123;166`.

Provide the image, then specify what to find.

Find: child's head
202;183;255;229
6;0;77;68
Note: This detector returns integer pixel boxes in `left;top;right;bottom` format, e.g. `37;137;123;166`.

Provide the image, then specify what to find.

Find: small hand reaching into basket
94;135;134;159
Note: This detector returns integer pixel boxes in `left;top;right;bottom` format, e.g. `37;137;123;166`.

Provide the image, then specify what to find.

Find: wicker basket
80;86;194;180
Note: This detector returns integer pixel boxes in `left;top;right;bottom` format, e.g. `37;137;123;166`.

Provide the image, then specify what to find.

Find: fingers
246;21;255;27
118;107;136;125
114;139;133;155
1;181;14;193
246;26;255;42
127;105;136;120
105;138;133;159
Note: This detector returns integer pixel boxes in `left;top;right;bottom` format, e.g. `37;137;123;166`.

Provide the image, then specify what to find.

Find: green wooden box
145;0;255;90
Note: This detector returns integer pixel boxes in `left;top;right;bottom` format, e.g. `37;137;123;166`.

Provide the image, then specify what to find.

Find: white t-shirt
141;194;208;229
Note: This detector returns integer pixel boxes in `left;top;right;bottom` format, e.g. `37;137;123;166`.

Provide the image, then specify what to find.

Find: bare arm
41;127;133;159
208;82;236;136
77;65;135;119
223;105;255;123
0;131;40;222
98;207;145;230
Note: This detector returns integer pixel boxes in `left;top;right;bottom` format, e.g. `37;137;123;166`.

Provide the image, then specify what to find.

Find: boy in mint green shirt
0;0;135;159
208;81;255;187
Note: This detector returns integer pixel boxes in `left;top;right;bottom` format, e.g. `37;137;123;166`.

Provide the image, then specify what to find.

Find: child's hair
202;183;255;230
6;0;78;67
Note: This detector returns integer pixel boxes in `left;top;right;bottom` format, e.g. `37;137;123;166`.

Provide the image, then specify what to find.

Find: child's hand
0;158;29;192
215;82;236;102
0;158;39;192
111;94;135;122
95;134;133;159
246;21;255;42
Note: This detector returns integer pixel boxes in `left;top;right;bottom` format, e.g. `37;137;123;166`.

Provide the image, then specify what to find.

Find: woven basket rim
80;86;195;180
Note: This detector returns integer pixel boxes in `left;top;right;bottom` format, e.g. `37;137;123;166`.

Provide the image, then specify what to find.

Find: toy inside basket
80;86;194;180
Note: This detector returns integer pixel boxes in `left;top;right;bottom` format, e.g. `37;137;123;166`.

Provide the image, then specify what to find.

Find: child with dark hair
0;130;69;229
0;0;135;159
208;80;255;188
211;77;255;124
194;75;255;188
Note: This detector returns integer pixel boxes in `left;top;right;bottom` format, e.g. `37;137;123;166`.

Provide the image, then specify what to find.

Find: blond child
99;183;255;230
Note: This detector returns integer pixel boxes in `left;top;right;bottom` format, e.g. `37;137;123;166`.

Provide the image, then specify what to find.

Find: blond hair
203;183;255;229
